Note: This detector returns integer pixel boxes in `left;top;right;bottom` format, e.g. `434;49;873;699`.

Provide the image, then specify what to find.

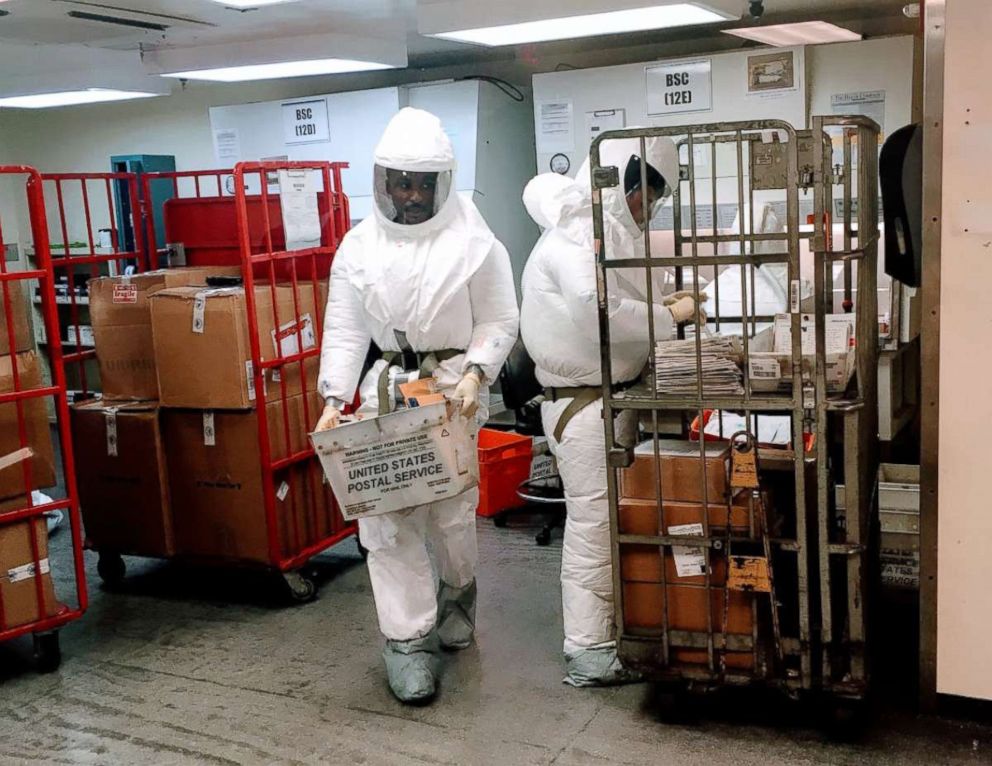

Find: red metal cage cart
72;162;356;601
0;166;89;672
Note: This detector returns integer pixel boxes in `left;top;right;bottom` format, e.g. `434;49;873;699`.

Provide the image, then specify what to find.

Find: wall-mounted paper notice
538;100;575;153
213;128;241;165
831;90;886;133
278;169;321;246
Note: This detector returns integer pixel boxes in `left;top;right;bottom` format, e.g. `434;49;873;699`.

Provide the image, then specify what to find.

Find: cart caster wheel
355;535;369;560
535;528;552;546
492;515;508;529
97;552;126;587
33;632;61;674
283;571;317;604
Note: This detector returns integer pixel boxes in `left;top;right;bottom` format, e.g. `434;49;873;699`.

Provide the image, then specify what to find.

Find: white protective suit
520;136;679;684
318;109;519;658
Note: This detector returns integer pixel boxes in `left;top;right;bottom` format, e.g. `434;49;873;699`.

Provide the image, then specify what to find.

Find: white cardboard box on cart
311;401;479;522
746;313;857;394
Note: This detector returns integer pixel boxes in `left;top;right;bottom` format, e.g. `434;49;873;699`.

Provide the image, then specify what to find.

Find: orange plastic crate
476;429;533;518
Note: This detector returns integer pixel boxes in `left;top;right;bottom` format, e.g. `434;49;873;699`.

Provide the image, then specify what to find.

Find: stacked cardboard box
89;267;241;401
0;282;33;358
618;439;756;670
0;283;62;632
149;280;331;565
149;283;322;409
0;500;61;630
0;352;56;503
77;268;335;567
163;391;328;563
70;400;174;558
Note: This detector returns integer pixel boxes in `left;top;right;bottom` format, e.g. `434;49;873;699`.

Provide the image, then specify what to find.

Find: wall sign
282;99;330;145
646;58;713;116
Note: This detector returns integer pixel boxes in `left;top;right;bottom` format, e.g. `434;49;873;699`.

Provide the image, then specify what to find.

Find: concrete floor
1;516;990;765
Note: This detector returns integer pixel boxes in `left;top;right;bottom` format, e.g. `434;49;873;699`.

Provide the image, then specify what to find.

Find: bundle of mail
654;336;745;396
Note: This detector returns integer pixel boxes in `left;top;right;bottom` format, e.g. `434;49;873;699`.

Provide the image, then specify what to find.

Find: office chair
489;338;566;546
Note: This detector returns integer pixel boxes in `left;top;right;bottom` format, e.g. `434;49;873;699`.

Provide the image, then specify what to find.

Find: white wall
809;36;915;139
532;36;914;177
936;0;992;702
532;46;807;177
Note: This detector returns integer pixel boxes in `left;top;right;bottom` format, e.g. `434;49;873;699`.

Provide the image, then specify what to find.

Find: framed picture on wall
746;50;797;94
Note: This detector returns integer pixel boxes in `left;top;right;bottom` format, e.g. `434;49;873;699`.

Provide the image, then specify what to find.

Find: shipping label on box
272;313;316;357
669;523;706;577
312;402;479;521
112;283;138;304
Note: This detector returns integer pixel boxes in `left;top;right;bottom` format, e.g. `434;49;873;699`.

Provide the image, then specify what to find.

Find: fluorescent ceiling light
723;21;862;46
211;0;298;7
427;4;734;47
0;89;161;109
162;58;395;82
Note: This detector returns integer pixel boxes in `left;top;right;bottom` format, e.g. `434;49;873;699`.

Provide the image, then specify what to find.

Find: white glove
452;371;482;419
666;294;707;325
314;404;341;432
663;290;706;306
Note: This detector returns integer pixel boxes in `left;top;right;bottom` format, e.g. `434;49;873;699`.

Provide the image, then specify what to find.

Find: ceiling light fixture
162;58;396;82
421;2;738;47
0;89;161;109
723;20;862;46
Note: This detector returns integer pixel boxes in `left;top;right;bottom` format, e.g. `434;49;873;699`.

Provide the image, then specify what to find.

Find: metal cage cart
0;166;89;672
79;162;357;601
591;117;880;721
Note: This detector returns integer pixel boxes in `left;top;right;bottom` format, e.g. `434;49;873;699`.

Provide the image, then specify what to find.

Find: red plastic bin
477;429;533;518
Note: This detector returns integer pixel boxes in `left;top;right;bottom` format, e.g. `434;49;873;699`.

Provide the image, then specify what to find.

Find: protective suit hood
522;134;680;257
373;107;460;237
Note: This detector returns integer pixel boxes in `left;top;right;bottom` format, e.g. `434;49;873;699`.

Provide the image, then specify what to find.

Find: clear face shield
374;166;453;226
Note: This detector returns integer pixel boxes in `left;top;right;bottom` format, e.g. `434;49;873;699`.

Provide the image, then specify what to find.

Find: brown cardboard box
620;440;729;503
0;282;33;357
621;578;754;670
0;509;61;630
0;352;56;501
89;267;241;400
70;400;174;558
150;283;320;410
618;496;752;537
164;392;332;563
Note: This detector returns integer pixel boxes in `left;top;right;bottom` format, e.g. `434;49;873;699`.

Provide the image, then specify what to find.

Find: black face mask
623;155;666;198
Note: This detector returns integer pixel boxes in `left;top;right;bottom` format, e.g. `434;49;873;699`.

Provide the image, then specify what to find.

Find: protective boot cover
383;630;441;703
437;579;477;650
564;644;643;688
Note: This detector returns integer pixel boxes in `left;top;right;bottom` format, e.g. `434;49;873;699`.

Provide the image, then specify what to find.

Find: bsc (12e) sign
646;58;713;116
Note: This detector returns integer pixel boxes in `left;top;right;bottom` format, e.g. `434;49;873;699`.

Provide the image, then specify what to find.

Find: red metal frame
0;166;87;643
40;172;147;396
135;164;355;572
233;160;354;570
140;169;229;269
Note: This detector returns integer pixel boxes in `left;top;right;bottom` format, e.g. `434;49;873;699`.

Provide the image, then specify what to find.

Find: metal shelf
33;295;89;306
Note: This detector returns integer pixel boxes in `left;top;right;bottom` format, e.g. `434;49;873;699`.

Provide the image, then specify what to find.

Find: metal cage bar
0;166;88;648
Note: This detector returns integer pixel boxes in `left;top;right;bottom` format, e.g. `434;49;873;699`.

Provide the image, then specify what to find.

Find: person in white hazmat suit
314;107;519;704
520;136;701;687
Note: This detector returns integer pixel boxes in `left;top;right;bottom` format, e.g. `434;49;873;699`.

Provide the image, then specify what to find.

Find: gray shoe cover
383;632;440;703
564;646;644;688
437;579;477;650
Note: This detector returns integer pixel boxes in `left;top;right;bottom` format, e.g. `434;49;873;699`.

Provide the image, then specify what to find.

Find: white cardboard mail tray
311;401;479;521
